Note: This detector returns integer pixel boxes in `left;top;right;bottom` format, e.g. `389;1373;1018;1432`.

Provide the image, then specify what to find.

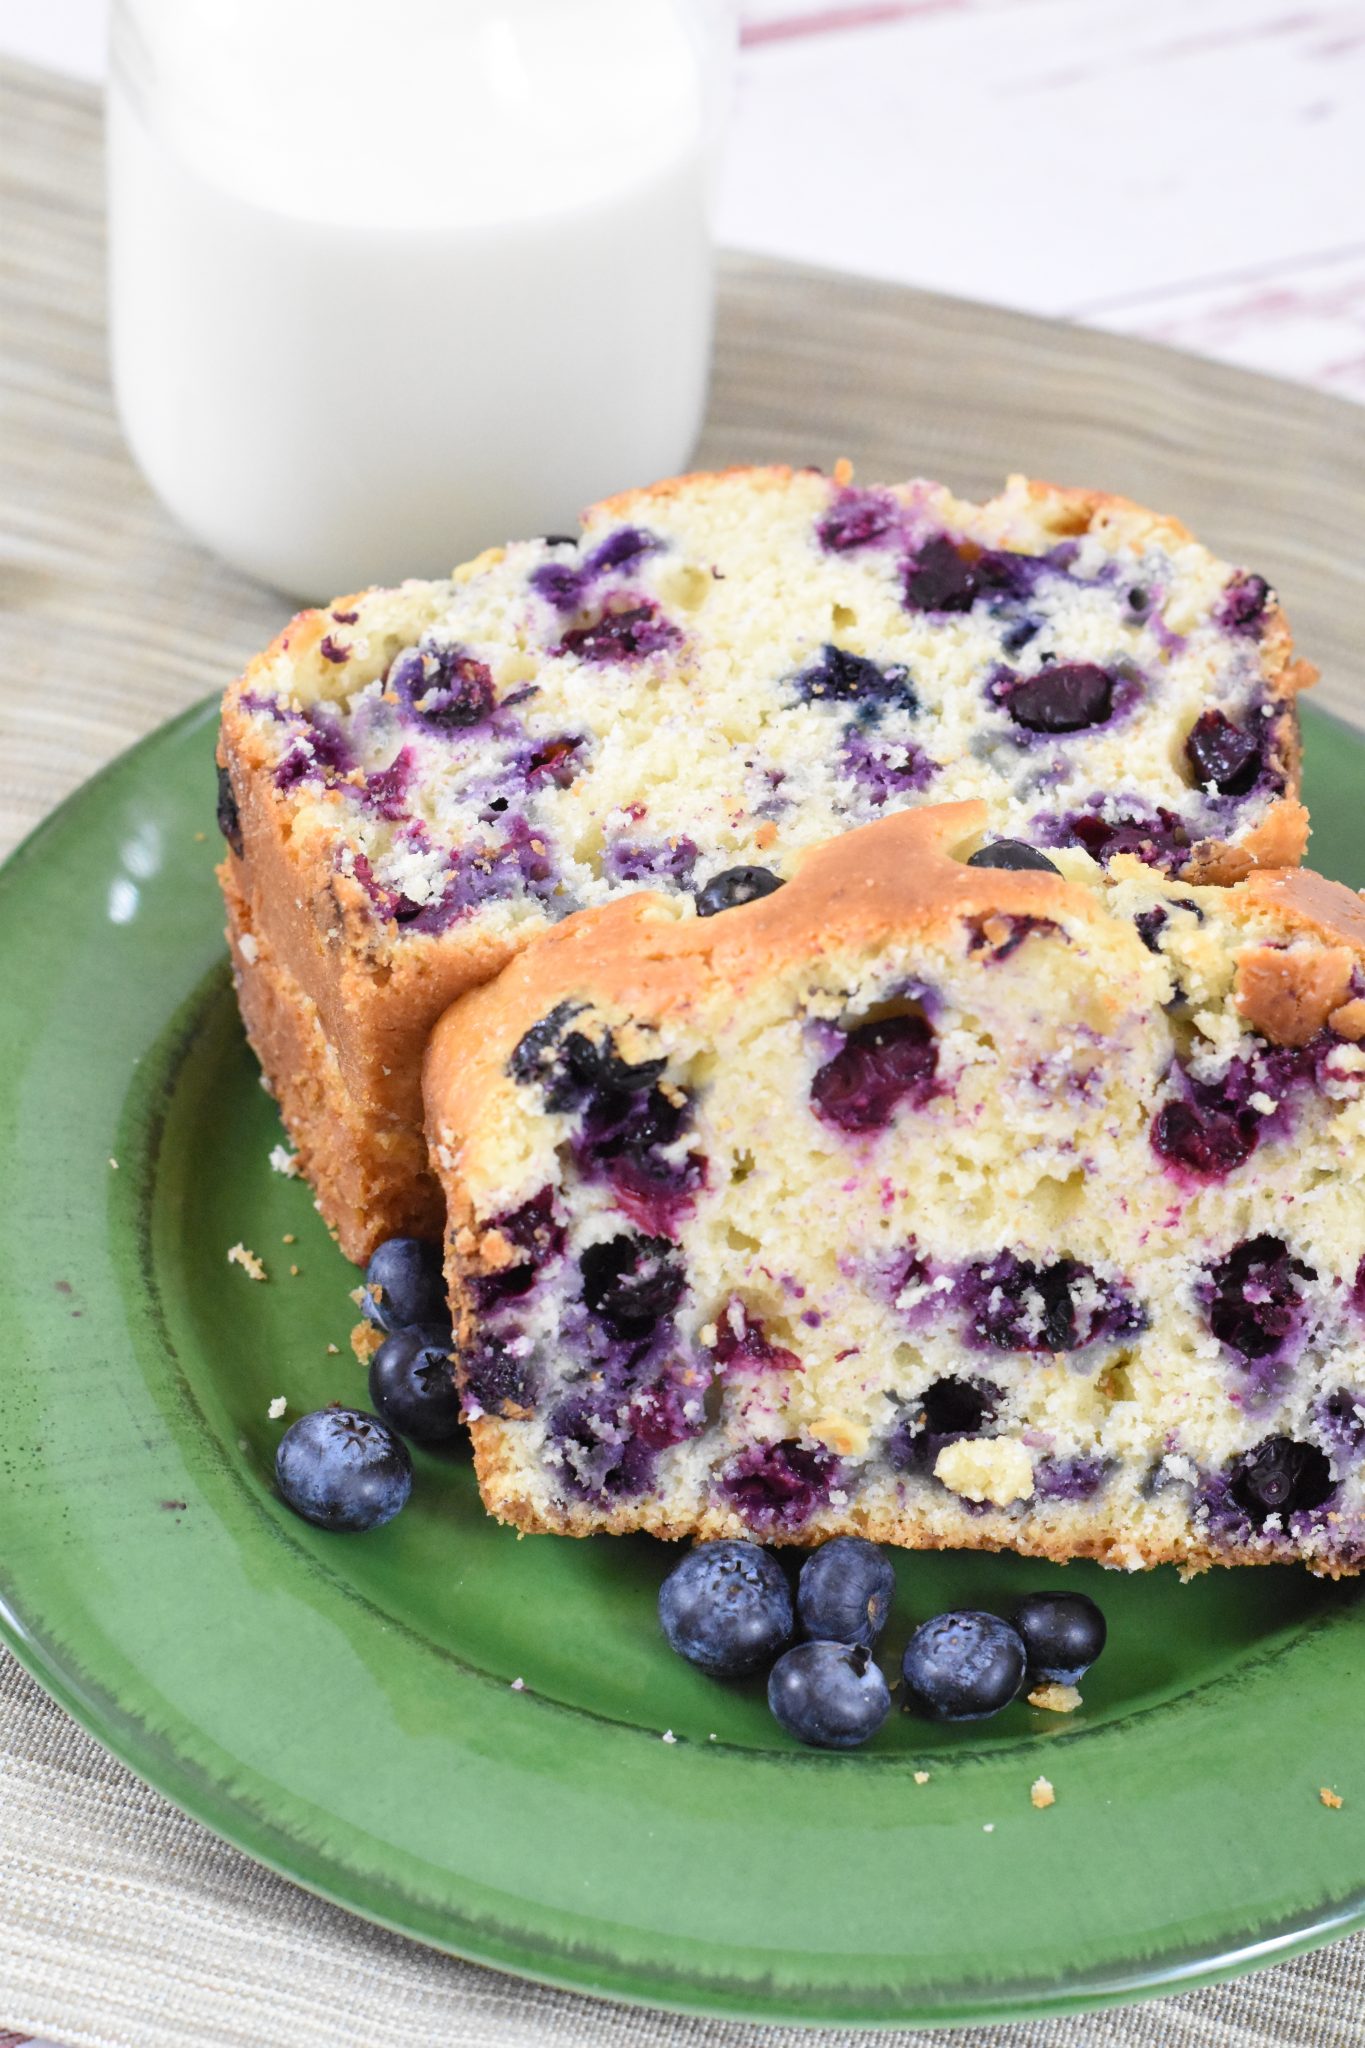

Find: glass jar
107;1;734;599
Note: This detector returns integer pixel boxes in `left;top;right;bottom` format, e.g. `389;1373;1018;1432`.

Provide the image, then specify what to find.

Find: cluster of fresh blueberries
274;1237;460;1533
658;1536;1106;1749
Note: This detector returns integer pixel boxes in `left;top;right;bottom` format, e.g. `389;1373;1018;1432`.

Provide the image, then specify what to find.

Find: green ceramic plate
0;700;1362;2030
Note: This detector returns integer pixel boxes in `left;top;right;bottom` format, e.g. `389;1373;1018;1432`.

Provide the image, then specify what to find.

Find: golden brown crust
423;802;1112;1148
222;859;443;1260
466;1423;1362;1576
1234;945;1360;1047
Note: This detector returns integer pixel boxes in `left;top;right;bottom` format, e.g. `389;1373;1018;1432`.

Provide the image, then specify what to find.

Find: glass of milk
107;1;734;600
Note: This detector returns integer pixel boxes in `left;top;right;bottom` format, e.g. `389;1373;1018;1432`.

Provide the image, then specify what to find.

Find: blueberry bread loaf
219;465;1314;1260
423;803;1365;1574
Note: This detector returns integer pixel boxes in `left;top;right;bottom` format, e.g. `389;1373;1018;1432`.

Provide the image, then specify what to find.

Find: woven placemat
2;56;1363;2048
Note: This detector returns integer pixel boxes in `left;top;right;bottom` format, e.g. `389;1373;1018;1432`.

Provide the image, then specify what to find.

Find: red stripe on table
741;1;964;46
1064;240;1365;319
0;2031;33;2045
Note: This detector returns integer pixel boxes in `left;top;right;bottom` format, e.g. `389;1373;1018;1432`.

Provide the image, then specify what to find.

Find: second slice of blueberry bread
424;802;1365;1573
219;465;1315;1258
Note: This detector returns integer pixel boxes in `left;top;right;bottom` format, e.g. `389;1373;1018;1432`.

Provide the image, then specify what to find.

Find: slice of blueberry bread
423;802;1365;1574
219;464;1315;1259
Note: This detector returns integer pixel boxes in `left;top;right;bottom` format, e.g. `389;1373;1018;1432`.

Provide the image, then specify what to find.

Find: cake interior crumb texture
424;803;1365;1574
217;466;1314;1258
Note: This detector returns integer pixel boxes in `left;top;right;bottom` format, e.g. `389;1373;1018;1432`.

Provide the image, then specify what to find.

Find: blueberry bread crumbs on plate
217;465;1314;1259
423;800;1365;1573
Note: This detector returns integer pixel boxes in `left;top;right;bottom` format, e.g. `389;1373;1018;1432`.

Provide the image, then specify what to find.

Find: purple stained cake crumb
709;1301;802;1376
572;1076;706;1239
391;643;496;730
462;1336;540;1418
1217;572;1271;634
1037;800;1192;873
958;1252;1145;1354
1033;1454;1112;1502
810;1014;938;1132
817;488;900;553
318;634;351;664
1152;1034;1336;1182
840;724;937;802
468;1187;566;1312
601;833;700;889
360;746;416;821
720;1439;838;1532
1200;1236;1316;1383
555;600;681;663
1317;1387;1365;1461
530;526;664;612
793;643;919;718
273;703;355;790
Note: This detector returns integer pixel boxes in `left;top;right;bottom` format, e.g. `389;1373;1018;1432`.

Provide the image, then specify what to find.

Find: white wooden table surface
5;0;1364;400
1;5;1362;2044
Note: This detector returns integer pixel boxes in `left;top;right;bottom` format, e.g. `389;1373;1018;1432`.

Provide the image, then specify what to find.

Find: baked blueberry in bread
423;803;1365;1574
218;465;1314;1259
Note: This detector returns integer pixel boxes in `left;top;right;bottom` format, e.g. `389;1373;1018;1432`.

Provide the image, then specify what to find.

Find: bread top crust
423;800;1365;1160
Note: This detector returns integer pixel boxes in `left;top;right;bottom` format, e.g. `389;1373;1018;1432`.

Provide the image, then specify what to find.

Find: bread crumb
326;1342;340;1355
268;1397;287;1420
1028;1682;1082;1714
238;933;259;964
193;830;206;842
913;1770;930;1785
510;1676;525;1692
1321;1787;1343;1809
349;1285;367;1309
228;1242;267;1282
661;1729;677;1745
1030;1775;1056;1810
290;1264;300;1277
282;1233;296;1245
269;1144;299;1177
351;1321;383;1364
982;1823;994;1833
934;1435;1034;1506
108;1157;119;1170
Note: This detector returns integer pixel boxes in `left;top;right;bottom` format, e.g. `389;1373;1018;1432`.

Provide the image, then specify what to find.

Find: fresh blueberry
768;1640;891;1749
997;663;1115;734
694;865;786;918
579;1233;685;1339
1185;709;1263;795
362;1237;450;1335
368;1326;462;1443
275;1407;412;1532
1228;1436;1334;1523
215;763;243;856
658;1539;794;1677
797;1537;895;1649
966;840;1061;874
810;1014;937;1132
1012;1591;1107;1685
901;1610;1026;1721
